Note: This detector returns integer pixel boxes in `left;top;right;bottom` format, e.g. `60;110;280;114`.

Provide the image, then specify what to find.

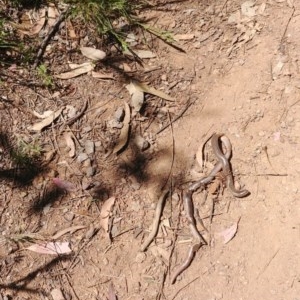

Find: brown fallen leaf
100;197;116;235
55;62;95;79
51;289;65;300
47;4;59;27
123;49;156;59
28;108;63;131
29;8;46;36
113;102;131;154
91;71;114;79
173;33;195;41
134;81;174;101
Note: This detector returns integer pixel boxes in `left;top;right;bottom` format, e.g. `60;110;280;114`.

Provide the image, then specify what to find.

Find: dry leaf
29;8;46;36
126;82;144;112
173;33;195;41
287;0;294;8
51;289;65;300
55;62;94;79
28;108;63;131
113;102;131;154
64;133;76;157
241;1;256;17
123;49;156;59
100;197;115;233
80;47;106;61
134;81;174;101
33;110;55;119
53;178;76;192
47;4;59;27
108;283;117;300
91;71;114;79
257;2;266;14
51;225;86;240
27;242;72;255
220;218;240;244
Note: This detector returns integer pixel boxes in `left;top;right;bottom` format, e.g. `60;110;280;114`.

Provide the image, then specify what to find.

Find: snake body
171;133;250;283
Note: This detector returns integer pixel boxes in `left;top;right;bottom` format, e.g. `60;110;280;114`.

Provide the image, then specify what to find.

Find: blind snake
171;133;250;284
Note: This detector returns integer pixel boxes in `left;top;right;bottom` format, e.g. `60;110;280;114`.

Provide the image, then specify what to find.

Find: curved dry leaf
134;81;174;101
64;132;76;157
55;62;94;79
27;242;71;255
28;108;63;131
220;218;240;244
91;71;114;79
33;110;55;119
80;46;106;61
100;197;115;234
123;49;156;59
113;102;131;154
29;8;46;36
47;4;59;27
53;178;76;192
51;289;65;300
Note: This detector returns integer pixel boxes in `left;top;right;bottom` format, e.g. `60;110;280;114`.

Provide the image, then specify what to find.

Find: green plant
11;138;41;166
65;0;144;49
37;64;54;87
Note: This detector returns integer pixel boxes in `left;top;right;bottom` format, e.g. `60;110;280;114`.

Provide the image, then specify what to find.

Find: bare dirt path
1;1;299;300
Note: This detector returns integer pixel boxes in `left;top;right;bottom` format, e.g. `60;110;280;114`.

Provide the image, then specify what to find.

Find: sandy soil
0;0;299;300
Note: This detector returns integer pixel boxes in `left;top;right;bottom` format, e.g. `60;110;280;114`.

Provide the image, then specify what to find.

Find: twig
156;100;196;135
256;248;280;279
65;97;89;126
170;275;201;300
140;190;169;251
33;7;70;68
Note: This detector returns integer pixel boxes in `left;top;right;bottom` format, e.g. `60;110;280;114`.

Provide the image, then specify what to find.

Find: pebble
135;252;146;263
77;153;89;163
114;107;125;122
64;212;75;221
84;140;95;155
134;135;150;151
85;166;96;177
107;119;123;129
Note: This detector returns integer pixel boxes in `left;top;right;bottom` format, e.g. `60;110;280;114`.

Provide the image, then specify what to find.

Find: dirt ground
1;0;300;299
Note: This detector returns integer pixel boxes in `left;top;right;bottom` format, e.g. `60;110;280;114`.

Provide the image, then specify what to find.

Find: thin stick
156;100;196;135
140;190;169;251
65;97;89;126
33;8;70;68
170;275;201;300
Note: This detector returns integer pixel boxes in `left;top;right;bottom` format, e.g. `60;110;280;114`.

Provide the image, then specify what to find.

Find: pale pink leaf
27;242;72;255
220;218;240;244
100;197;115;233
108;282;117;300
53;178;76;192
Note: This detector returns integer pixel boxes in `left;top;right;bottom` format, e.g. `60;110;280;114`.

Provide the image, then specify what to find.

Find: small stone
135;252;146;263
258;131;265;137
85;166;96;177
85;140;94;155
85;226;96;240
107;119;123;129
114;107;125;122
77;153;89;163
64;212;75;221
134;135;150;151
103;257;109;265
